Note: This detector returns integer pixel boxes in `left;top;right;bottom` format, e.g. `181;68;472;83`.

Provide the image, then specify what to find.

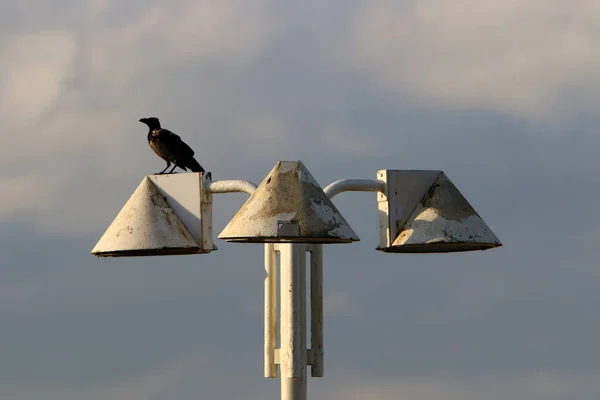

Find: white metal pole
263;180;387;399
279;243;307;400
308;244;324;377
264;243;277;378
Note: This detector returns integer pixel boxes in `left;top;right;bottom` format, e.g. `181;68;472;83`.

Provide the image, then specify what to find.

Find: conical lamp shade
92;177;207;256
377;170;502;253
219;161;359;243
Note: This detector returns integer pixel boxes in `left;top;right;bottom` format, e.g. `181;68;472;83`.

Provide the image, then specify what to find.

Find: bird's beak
139;118;147;123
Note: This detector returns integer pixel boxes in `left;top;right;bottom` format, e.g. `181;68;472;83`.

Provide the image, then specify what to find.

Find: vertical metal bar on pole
264;243;277;378
280;243;307;400
297;244;307;400
308;244;324;377
200;173;216;252
298;243;307;362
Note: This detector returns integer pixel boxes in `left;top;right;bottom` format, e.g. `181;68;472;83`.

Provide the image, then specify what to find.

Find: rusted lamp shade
377;170;502;253
219;161;359;244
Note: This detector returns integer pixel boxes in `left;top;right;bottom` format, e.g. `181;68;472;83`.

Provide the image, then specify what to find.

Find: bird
139;117;205;174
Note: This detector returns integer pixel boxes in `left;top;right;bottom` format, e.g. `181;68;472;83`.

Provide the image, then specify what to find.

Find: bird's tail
186;157;205;173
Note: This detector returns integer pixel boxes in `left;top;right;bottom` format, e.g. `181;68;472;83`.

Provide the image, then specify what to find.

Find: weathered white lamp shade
92;173;216;257
377;170;502;253
219;161;359;243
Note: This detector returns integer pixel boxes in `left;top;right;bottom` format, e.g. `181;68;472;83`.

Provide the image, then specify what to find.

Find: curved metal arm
323;179;385;198
208;180;258;195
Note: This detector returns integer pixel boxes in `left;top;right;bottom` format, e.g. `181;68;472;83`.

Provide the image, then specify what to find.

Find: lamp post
92;160;501;400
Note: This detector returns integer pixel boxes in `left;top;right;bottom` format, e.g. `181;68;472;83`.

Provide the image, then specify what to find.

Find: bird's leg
158;162;171;174
167;164;178;174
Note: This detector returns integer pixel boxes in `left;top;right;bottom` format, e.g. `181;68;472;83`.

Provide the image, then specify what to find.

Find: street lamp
92;173;217;256
92;160;501;400
219;161;359;243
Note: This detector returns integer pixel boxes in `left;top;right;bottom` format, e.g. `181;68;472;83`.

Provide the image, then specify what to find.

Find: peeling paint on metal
308;198;355;238
297;167;320;186
219;161;359;243
376;169;501;253
396;210;497;245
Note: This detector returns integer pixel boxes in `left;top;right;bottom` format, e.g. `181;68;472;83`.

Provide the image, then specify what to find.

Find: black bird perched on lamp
139;117;205;174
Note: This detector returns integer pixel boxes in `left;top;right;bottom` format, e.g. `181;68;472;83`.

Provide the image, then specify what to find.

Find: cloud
321;372;600;400
320;124;383;156
0;30;75;126
0;282;43;313
0;0;278;232
86;351;196;400
345;0;600;119
4;0;600;234
0;350;199;400
324;291;361;316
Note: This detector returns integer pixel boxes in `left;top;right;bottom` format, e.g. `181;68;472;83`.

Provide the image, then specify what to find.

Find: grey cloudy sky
1;0;599;399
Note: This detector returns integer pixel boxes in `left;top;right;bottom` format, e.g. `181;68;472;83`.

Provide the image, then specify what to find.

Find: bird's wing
157;129;195;156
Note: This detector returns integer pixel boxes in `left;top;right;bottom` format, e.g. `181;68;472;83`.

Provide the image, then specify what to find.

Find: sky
1;0;600;399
